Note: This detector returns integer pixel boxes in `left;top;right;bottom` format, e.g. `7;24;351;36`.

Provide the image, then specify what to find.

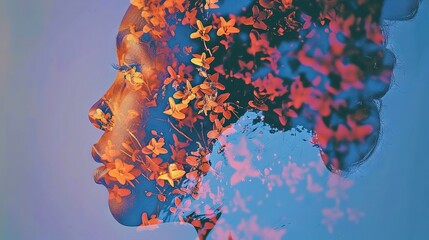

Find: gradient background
0;0;428;239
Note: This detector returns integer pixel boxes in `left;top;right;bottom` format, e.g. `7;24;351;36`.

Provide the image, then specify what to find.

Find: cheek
114;91;149;129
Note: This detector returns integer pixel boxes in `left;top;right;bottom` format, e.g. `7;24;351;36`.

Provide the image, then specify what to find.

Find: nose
88;98;114;131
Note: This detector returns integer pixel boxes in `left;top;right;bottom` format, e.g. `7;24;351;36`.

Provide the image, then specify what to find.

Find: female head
88;0;420;238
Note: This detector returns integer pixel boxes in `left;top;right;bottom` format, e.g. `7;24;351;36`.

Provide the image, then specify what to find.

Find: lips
91;145;103;163
93;165;110;184
92;144;110;184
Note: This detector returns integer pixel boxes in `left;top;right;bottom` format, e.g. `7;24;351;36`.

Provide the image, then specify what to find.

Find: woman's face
88;5;184;225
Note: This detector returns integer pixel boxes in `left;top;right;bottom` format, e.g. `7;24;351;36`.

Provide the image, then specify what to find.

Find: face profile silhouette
88;0;421;238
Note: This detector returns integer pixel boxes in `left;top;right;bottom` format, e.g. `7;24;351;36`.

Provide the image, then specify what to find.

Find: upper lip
91;142;110;185
93;164;110;184
91;144;103;163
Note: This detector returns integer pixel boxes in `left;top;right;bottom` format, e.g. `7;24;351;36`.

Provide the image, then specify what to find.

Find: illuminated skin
88;0;420;239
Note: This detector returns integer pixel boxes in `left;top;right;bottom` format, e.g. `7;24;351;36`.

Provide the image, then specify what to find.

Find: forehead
116;30;127;49
116;5;147;48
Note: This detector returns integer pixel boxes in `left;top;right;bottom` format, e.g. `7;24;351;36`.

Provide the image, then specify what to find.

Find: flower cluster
90;0;391;236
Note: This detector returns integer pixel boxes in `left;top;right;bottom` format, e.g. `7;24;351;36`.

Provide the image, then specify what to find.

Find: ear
381;0;421;20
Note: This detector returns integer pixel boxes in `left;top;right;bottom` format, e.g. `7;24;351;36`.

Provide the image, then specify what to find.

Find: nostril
89;98;114;131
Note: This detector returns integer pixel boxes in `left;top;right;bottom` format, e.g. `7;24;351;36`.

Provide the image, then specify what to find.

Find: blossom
130;0;145;9
137;212;163;231
142;138;168;156
163;97;188;120
109;185;131;203
164;64;192;88
191;52;215;69
186;147;210;174
182;8;197;25
163;0;185;14
124;67;144;84
108;159;136;185
199;73;225;95
217;17;240;36
248;90;269;111
173;80;200;104
204;0;219;10
92;108;111;125
207;118;227;139
211;93;234;120
242;5;268;30
190;20;213;42
196;95;217;116
158;163;186;187
273;102;297;126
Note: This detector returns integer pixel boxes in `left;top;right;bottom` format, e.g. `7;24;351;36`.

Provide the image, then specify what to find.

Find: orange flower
212;93;235;120
109;185;131;203
190;20;213;42
248;90;269;111
141;4;167;34
200;73;225;95
217;17;240;36
207;118;227;139
204;0;219;10
130;0;145;9
158;163;186;187
191;52;215;69
182;8;197;25
137;212;163;231
108;159;136;185
178;106;203;129
142;138;168;156
197;95;217;116
163;97;188;120
163;0;185;14
92;108;111;125
186;147;210;174
250;5;268;30
164;64;192;88
124;67;144;85
173;80;200;104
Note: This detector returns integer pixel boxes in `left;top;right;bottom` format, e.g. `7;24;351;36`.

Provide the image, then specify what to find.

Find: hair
168;0;396;174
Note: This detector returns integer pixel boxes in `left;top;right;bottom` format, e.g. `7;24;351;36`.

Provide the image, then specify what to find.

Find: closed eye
111;63;141;72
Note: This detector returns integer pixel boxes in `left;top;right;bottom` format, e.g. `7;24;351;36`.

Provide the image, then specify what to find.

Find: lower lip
93;165;109;184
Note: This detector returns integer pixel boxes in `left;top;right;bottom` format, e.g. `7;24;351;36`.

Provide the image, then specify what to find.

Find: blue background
0;0;428;239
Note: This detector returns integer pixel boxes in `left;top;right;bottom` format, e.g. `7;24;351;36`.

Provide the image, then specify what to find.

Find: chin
108;195;142;226
107;186;163;226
